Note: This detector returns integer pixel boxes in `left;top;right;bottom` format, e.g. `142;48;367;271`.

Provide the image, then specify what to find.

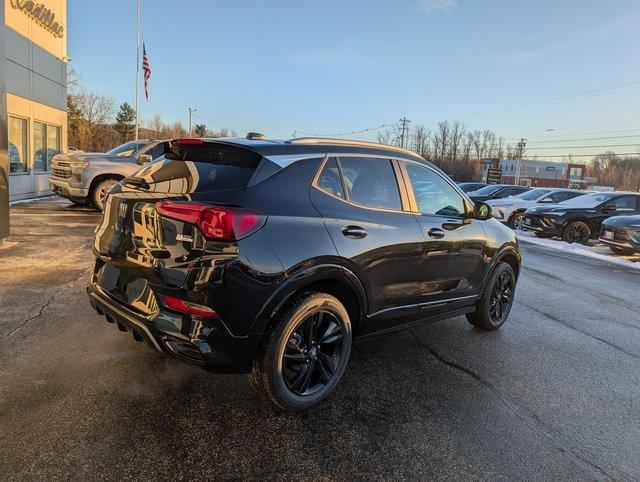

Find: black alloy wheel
251;292;352;411
466;262;516;330
282;310;344;396
563;221;591;244
488;270;514;324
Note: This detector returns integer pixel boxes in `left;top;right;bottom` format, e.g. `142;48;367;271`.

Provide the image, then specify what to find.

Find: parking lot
1;198;640;480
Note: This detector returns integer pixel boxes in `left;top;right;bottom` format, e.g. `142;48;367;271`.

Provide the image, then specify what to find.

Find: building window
34;122;61;172
9;116;29;174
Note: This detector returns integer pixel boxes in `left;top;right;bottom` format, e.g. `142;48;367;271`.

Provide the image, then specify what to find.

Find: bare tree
410;124;431;158
68;88;115;151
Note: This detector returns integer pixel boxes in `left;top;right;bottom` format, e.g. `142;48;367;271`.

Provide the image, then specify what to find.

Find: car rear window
162;142;263;190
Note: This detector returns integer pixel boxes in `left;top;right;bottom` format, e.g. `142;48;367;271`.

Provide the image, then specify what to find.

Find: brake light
155;202;266;241
163;294;218;318
174;138;204;145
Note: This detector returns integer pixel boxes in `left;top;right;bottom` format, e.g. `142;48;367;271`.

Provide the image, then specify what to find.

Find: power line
522;134;640;144
527;143;640;150
293;123;393;138
527;152;640;158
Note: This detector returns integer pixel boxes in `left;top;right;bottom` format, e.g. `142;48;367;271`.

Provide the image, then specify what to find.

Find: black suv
523;192;640;244
87;136;521;410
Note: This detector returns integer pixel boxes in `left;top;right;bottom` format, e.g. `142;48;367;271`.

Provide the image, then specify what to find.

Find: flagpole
134;0;141;140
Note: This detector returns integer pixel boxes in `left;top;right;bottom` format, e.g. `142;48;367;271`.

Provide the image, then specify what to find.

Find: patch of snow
517;230;640;270
9;195;59;206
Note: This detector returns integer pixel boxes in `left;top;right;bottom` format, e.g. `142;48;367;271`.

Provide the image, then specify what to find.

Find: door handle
342;225;368;239
427;228;445;239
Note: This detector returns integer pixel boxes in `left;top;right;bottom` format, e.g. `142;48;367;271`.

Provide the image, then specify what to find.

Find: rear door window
338;157;402;210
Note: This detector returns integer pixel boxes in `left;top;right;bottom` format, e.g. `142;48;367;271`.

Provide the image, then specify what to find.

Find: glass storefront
8;116;28;174
8;116;62;174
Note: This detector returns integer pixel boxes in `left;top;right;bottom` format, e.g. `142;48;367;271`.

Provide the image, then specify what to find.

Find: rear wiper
123;176;150;190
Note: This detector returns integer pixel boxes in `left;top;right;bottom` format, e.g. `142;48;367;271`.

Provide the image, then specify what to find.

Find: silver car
49;140;167;211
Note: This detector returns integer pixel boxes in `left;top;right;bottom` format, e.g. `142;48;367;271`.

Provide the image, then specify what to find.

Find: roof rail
286;137;422;157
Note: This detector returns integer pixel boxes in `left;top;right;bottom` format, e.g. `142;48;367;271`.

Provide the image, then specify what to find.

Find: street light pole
188;107;197;137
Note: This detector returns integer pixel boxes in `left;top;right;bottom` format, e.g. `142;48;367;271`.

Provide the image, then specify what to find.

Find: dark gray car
49;140;167;210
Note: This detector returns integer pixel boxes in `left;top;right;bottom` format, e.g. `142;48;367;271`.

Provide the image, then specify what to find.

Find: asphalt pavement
1;198;639;480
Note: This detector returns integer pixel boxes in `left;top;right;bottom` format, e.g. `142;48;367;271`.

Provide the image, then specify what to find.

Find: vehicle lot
1;198;639;479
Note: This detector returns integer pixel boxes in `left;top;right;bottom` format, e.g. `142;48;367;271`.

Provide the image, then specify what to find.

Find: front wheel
509;211;526;230
91;178;118;211
562;221;591;244
251;293;352;411
466;262;516;331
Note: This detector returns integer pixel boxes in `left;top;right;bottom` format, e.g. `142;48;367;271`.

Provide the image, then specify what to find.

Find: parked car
86;136;521;411
49;140;167;211
468;184;530;202
522;192;640;244
487;188;588;229
599;215;640;255
458;181;488;193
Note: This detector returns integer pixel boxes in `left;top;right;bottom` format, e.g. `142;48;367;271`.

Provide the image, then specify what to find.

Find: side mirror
473;202;493;220
137;154;153;165
538;197;553;203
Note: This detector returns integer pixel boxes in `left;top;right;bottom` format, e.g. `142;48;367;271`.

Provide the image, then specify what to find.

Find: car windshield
472;185;503;195
518;188;551;201
559;192;615;208
107;141;147;157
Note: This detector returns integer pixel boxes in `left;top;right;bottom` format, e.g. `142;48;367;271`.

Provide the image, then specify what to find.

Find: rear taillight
163;294;218;318
155;202;266;241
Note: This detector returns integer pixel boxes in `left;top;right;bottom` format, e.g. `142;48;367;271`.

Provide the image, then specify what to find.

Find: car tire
251;292;352;411
609;246;634;256
466;262;515;331
91;179;118;211
562;221;591;244
508;211;526;230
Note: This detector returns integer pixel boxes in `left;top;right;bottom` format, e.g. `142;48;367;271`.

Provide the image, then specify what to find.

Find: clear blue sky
69;0;640;157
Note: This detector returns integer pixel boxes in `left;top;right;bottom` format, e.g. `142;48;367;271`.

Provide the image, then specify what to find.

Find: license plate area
96;263;159;315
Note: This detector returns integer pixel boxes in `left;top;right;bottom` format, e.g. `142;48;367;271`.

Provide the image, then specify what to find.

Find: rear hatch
92;140;266;312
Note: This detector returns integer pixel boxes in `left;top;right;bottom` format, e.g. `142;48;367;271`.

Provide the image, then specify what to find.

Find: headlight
70;160;88;174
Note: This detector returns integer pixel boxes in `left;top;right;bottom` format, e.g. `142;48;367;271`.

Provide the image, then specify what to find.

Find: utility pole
515;137;526;186
399;117;411;149
188;107;197;137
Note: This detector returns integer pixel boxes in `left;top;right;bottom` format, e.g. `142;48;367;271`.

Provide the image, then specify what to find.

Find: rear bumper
86;282;260;372
49;179;89;199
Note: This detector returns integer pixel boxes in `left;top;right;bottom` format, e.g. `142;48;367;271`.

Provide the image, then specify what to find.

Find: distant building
500;159;587;189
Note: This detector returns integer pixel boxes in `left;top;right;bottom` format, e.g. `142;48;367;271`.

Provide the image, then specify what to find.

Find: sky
68;0;640;159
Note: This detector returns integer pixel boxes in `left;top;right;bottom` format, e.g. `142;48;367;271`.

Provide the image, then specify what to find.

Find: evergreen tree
114;102;136;141
193;123;208;138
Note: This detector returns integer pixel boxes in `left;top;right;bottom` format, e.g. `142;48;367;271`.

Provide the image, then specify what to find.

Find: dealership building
1;0;67;240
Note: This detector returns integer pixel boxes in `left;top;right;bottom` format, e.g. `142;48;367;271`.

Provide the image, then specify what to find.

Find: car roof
198;136;428;165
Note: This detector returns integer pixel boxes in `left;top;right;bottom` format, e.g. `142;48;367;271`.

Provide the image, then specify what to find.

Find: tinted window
547;191;581;203
339;157;401;210
473;184;504;196
501;187;527;197
317;158;344;199
518;188;550;201
405;162;465;217
107;141;148;156
609;196;637;210
144;143;165;160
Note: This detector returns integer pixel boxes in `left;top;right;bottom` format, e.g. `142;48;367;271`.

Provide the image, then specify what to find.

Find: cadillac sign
10;0;64;38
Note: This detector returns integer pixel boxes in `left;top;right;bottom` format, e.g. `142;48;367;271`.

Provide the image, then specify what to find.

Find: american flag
142;42;151;100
